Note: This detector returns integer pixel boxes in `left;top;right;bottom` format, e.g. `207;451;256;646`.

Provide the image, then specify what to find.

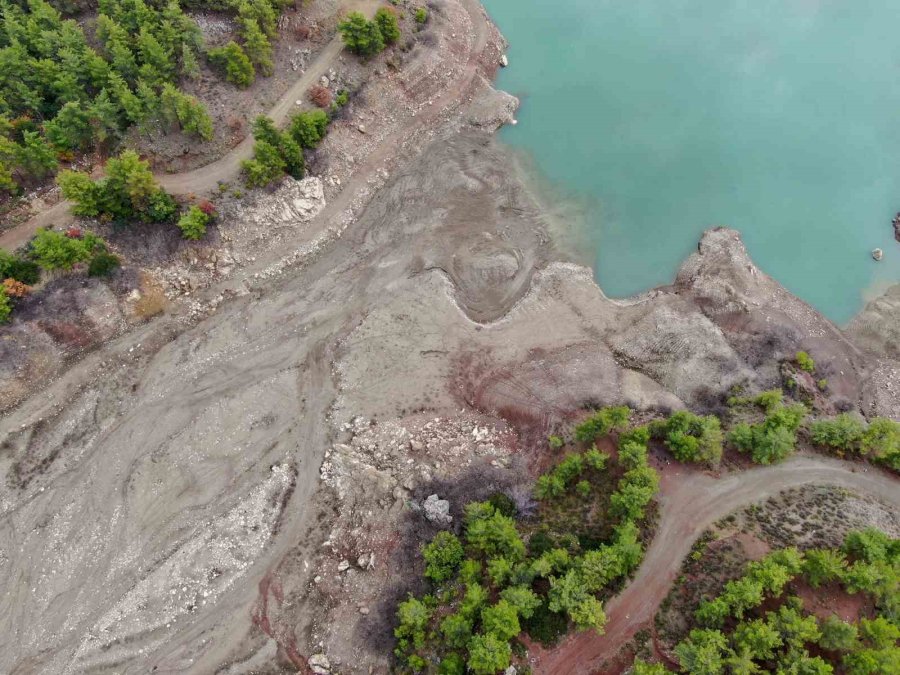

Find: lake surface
483;0;900;324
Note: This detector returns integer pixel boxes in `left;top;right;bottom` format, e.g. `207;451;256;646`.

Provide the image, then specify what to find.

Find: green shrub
242;116;306;187
548;434;564;449
727;402;806;464
796;351;816;372
207;41;255;87
289;109;330;148
338;11;385;56
437;653;465;675
575;480;591;498
0;286;11;324
177;205;212;240
810;414;865;452
573;406;631;442
374;7;401;44
29;229;103;271
88;252;120;277
656;410;723;465
422;531;465;583
415;7;428;23
0;250;40;285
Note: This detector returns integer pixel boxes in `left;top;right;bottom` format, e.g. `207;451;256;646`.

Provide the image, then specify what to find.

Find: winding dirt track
0;0;382;252
533;456;900;674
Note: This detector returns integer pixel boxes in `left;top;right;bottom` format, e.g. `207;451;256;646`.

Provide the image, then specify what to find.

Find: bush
810;414;865;452
796;351;816;372
29;229;104;271
208;41;255;87
242;116;306;187
0;286;11;324
573;406;631;442
289;109;330;148
88;252;120;277
177;205;212;240
415;7;428;23
338;11;385;56
728;402;806;464
656;410;723;465
487;492;517;518
374;7;401;44
0;250;40;285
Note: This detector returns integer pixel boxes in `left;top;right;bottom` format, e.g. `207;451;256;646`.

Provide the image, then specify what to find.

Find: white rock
872;248;884;261
308;653;331;674
338;559;350;572
500;54;509;67
424;494;452;525
320;75;330;87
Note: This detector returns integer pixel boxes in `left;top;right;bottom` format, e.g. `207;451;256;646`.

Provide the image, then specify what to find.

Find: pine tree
207;41;255;87
240;17;274;76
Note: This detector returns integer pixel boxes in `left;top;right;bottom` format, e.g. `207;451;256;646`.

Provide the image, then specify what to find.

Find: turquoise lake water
483;0;900;324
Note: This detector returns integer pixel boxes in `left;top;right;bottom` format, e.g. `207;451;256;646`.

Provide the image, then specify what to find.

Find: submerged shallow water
483;0;900;323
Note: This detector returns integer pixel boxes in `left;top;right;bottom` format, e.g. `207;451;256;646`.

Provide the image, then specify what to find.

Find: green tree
394;595;431;650
480;600;520;641
818;615;858;652
632;660;671;675
499;585;541;619
29;228;96;270
45;101;92;151
732;619;783;661
803;549;847;588
795;351;816;372
88;251;120;277
858;617;900;649
239;16;273;76
16;131;57;177
289;109;330;148
439;612;472;649
810;414;865;452
241;140;285;187
464;503;525;560
422;531;465;583
177;205;211;240
208;41;255;87
674;629;728;675
338;12;385;57
160;84;213;140
181;44;201;79
374;7;401;44
466;633;511;675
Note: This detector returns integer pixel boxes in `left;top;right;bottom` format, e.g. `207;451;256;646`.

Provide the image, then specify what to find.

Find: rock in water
424;494;452;524
893;212;900;242
500;54;509;67
872;248;884;261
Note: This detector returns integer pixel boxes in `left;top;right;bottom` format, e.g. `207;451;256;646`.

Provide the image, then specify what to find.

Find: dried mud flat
2;5;900;675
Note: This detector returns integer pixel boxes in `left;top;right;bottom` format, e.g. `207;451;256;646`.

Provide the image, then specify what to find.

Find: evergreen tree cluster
241;108;330;187
0;0;213;192
393;408;659;674
638;528;900;674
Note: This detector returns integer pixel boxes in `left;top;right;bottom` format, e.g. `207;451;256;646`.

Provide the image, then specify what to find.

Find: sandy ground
0;0;898;673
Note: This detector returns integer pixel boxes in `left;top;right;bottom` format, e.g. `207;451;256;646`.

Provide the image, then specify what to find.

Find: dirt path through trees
531;456;900;674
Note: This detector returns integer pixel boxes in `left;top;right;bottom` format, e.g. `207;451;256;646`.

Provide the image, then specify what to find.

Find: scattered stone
504;667;517;675
872;248;884;261
337;559;350;572
295;99;303;106
356;552;371;568
358;606;370;615
424;494;452;525
320;75;330;87
357;124;366;134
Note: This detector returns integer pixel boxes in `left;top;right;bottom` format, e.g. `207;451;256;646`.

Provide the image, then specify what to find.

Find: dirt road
0;0;382;253
532;457;900;674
